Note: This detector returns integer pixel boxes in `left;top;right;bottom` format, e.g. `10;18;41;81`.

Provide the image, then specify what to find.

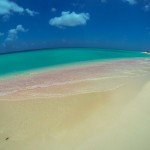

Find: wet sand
0;58;150;150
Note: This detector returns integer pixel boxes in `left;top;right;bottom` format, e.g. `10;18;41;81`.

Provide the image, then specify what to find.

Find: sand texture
0;58;150;150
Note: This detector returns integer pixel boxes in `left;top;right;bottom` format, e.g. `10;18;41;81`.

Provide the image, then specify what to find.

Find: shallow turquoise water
0;48;149;76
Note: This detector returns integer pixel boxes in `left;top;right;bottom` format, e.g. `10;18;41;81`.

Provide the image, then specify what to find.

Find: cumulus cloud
5;25;28;42
122;0;137;5
49;11;90;28
0;0;24;15
0;0;39;17
25;8;39;16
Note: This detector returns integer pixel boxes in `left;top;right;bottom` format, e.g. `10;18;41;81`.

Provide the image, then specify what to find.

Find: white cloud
0;32;4;36
0;0;24;15
49;11;90;28
5;25;28;42
51;8;56;12
0;0;39;17
25;8;39;16
122;0;137;5
144;3;150;11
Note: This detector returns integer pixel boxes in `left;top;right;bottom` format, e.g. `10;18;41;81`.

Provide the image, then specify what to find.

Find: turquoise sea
0;48;149;77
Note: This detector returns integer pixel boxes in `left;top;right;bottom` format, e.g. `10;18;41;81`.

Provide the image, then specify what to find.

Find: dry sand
0;58;150;150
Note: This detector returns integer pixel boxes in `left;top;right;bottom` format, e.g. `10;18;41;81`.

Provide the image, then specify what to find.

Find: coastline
0;56;149;81
0;57;150;100
0;48;149;78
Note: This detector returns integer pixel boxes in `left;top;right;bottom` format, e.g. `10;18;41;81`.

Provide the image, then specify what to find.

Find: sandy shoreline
0;58;150;150
0;58;150;100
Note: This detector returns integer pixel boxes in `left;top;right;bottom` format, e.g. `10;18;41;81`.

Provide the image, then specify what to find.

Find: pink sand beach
0;58;150;150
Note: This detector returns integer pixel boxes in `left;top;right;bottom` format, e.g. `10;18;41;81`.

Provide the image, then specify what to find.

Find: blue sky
0;0;150;53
